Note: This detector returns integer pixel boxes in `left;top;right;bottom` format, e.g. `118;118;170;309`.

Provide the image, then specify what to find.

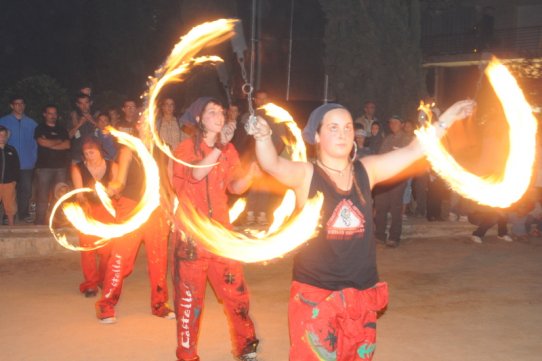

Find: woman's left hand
220;121;237;146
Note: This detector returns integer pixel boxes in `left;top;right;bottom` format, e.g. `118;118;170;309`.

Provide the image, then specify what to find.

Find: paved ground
1;218;542;361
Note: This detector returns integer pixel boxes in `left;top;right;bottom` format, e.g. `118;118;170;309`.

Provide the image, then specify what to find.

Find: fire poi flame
49;127;160;250
175;102;324;263
177;192;324;263
416;57;538;208
145;19;236;168
138;19;324;262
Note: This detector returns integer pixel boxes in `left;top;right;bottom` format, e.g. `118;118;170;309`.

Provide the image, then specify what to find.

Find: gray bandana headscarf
302;103;347;144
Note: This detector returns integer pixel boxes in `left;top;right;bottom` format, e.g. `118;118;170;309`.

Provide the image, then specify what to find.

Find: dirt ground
1;220;542;361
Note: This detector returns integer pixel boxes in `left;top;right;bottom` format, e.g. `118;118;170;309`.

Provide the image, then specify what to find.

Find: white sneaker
448;212;458;222
256;212;268;226
165;311;176;320
470;235;483;244
458;215;469;222
245;211;256;226
239;352;258;361
498;235;513;242
99;316;117;324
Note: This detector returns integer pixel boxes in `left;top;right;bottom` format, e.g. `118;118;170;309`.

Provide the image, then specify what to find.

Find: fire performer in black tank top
95;120;174;324
250;100;475;360
71;137;118;298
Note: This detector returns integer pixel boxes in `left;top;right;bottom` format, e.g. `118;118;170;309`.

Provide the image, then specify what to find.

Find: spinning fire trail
50;20;537;261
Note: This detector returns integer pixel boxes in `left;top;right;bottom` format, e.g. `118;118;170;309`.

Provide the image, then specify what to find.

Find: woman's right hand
438;100;476;128
251;116;273;141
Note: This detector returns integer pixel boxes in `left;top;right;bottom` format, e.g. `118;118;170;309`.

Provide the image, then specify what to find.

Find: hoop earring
351;142;358;162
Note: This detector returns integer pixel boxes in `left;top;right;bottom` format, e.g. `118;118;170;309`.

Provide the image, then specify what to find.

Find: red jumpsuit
96;160;171;320
172;138;258;361
79;202;114;293
76;161;114;294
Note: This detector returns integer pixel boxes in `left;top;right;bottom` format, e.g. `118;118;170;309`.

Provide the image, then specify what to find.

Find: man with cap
248;100;475;360
373;115;412;247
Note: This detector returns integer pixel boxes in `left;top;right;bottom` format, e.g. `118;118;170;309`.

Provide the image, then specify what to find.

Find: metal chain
237;56;254;117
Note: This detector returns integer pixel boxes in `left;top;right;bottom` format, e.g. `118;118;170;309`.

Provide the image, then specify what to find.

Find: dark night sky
0;0;325;109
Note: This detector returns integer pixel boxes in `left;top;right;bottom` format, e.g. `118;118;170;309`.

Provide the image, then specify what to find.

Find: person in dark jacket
0;125;20;225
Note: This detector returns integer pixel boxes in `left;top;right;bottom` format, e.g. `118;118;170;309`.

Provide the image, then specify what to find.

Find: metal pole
323;74;329;103
256;0;263;89
286;0;295;101
249;0;257;92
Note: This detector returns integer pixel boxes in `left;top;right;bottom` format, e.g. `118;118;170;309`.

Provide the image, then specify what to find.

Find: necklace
86;159;106;181
317;159;352;176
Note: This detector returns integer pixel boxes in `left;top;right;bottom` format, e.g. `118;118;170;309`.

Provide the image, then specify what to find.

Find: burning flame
49;127;161;250
145;19;237;167
177;192;324;263
261;103;307;162
175;101;324;262
229;198;246;223
416;57;537;208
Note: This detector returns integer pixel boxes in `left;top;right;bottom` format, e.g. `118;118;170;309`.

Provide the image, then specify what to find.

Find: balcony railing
422;26;542;58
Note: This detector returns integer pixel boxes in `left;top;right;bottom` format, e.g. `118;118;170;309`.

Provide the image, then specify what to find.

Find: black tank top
77;160;113;188
292;161;378;291
77;160;113;203
122;157;144;201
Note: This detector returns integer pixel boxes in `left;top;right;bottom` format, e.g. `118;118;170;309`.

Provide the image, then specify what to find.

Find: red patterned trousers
289;281;388;361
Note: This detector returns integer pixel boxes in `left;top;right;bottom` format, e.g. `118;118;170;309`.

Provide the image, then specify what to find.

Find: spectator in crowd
509;187;542;240
71;137;117;297
365;121;385;154
107;107;121;127
0;125;20;226
448;191;470;222
173;97;259;361
94;113;118;160
354;100;380;134
156;97;182;150
469;205;513;243
426;169;448;221
468;108;513;243
69;93;97;163
412;165;429;218
96;119;173;324
401;120;417;218
115;99;139;135
78;84;92;98
0;95;37;222
373;115;411;247
353;124;371;159
227;101;241;125
33;105;71;225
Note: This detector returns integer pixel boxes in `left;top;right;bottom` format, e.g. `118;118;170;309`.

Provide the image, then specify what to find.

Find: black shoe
385;239;399;248
84;289;98;298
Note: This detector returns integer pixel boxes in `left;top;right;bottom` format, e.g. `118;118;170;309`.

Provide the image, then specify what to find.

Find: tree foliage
0;75;70;126
318;0;425;121
0;0;183;98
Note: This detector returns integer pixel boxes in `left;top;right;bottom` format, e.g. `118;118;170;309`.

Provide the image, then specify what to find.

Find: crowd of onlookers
0;86;541;249
351;99;542;246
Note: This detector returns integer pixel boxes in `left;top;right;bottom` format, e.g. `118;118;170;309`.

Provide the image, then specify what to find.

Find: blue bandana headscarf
179;96;217;125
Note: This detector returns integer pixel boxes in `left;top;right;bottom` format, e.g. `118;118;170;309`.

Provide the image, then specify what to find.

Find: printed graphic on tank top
326;198;365;240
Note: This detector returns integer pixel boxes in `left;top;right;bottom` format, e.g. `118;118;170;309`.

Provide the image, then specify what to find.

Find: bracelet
254;129;272;141
255;135;272;142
